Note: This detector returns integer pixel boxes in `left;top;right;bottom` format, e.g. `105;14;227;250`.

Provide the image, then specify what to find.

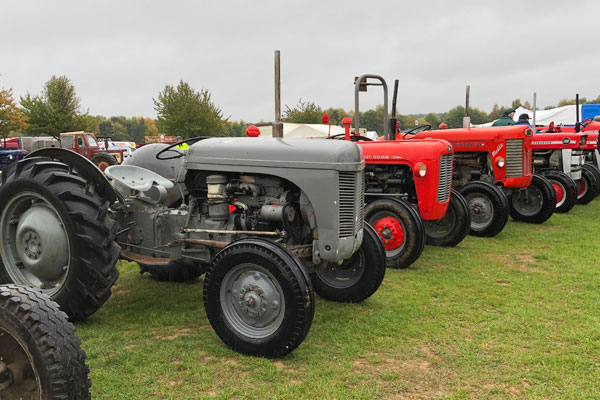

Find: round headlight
562;137;571;145
414;162;427;177
8;154;14;160
497;157;505;168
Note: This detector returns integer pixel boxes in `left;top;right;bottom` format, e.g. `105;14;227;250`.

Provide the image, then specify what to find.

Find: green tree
0;88;28;138
154;81;226;138
283;99;323;124
322;107;349;126
511;98;522;109
423;113;441;128
20;75;86;138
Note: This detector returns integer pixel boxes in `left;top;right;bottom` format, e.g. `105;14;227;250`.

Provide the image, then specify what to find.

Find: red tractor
58;131;126;171
532;127;599;211
408;125;555;236
328;75;471;269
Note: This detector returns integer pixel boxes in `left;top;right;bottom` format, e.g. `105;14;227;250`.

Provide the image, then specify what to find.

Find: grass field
77;200;600;399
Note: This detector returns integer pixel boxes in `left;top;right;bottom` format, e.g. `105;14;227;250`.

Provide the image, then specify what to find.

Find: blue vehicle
0;137;28;170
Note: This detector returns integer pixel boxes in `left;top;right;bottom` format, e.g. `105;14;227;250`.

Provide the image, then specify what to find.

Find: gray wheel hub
220;264;285;339
465;193;494;230
1;192;70;293
512;185;543;216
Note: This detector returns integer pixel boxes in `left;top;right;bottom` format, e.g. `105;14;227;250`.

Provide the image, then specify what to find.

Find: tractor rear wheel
364;198;425;269
424;190;471;247
0;157;120;320
91;153;118;172
576;165;599;204
541;170;577;213
460;181;509;237
509;174;556;224
0;285;90;399
311;223;386;303
203;238;314;358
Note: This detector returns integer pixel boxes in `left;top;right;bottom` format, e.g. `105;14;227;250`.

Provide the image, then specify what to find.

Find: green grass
78;201;600;399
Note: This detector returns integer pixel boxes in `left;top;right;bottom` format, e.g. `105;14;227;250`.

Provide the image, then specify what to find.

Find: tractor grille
339;171;363;237
505;139;524;177
437;153;453;202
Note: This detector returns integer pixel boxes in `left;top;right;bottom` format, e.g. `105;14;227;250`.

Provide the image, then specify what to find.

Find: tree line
1;75;600;140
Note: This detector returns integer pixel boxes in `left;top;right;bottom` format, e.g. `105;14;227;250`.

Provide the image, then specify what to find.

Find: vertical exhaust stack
533;92;537;128
273;50;283;138
575;93;581;133
463;85;471;129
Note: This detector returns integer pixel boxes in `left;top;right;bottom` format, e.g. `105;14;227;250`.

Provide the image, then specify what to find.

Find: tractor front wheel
203;238;314;358
576;165;599;204
311;223;386;303
364;198;425;269
509;174;556;224
460;181;509;237
424;190;471;247
541;170;577;213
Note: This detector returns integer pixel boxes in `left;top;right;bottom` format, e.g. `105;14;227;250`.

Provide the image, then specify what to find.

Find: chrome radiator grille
505;139;524;177
339;171;363;237
437;153;453;203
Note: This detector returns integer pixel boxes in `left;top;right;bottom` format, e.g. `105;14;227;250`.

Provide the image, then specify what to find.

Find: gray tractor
0;137;386;357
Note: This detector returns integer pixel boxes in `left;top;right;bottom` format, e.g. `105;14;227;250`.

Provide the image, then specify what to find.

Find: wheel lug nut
253;273;261;280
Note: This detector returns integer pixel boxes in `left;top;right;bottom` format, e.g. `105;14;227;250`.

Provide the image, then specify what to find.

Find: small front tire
509;174;556;224
203;238;314;358
311;223;386;303
575;165;599;204
460;181;509;237
541;170;577;213
424;190;471;247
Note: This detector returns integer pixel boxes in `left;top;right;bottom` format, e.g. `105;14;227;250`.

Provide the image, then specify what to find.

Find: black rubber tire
424;190;471;247
0;157;120;320
460;181;509;237
541;170;577;213
509;174;556;224
0;285;90;399
203;238;314;358
90;153;118;172
576;165;599;204
364;198;425;269
139;261;205;282
310;223;386;303
582;163;600;199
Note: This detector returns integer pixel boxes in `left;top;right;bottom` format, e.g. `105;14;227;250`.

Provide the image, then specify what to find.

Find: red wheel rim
373;216;405;251
576;179;587;197
551;181;564;204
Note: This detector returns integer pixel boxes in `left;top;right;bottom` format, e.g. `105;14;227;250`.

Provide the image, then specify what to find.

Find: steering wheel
402;124;432;140
328;133;373;142
155;137;209;160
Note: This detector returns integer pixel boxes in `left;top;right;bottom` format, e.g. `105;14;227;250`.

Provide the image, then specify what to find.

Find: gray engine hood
186;137;364;171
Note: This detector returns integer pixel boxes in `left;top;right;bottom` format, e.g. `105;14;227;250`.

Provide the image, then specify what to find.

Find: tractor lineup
1;74;600;396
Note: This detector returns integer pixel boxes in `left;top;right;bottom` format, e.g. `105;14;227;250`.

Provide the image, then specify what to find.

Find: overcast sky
2;0;599;123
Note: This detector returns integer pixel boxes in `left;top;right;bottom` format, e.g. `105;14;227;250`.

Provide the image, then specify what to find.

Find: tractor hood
186;137;364;171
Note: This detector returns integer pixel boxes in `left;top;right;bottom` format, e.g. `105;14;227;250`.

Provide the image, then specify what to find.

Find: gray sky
2;0;599;122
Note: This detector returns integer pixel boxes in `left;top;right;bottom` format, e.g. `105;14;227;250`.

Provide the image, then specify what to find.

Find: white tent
475;104;594;127
257;123;379;139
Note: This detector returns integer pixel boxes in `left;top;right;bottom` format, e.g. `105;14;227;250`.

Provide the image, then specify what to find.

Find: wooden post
273;50;283;138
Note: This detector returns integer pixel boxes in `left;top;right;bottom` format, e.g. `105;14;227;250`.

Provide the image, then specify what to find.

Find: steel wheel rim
465;192;495;230
371;212;406;257
315;249;365;289
0;192;71;296
220;263;285;339
0;326;41;398
576;178;588;199
550;180;566;207
424;203;457;238
512;185;543;217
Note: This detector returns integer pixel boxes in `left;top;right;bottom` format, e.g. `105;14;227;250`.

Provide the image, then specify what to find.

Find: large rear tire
509;174;556;224
0;285;90;399
203;238;314;358
575;165;599;204
364;198;425;269
0;157;120;320
460;181;509;237
424;190;471;247
90;153;118;172
541;170;577;213
311;223;386;303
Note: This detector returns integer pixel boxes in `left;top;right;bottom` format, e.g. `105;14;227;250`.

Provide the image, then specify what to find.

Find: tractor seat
105;165;174;192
